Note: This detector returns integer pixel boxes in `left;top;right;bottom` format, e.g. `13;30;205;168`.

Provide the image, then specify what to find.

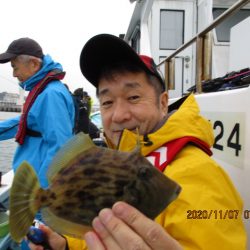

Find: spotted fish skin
41;146;179;225
9;133;181;241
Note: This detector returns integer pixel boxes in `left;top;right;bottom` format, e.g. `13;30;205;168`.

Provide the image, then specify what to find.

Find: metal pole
158;0;250;67
164;61;169;91
169;59;175;90
203;32;213;81
196;36;203;93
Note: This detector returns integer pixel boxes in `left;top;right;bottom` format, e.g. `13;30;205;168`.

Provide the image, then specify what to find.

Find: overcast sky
0;0;135;104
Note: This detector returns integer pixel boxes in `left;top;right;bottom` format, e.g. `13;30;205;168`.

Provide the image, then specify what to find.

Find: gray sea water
0;111;20;174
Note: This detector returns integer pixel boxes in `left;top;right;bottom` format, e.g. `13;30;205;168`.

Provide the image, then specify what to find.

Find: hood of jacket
19;54;63;91
106;94;214;156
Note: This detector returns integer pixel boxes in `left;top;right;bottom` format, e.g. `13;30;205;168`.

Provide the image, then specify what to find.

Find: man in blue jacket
0;37;75;189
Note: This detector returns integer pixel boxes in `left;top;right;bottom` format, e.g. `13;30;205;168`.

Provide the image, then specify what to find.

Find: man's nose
112;101;131;123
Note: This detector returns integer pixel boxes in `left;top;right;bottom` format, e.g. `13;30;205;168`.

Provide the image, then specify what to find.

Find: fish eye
138;167;152;180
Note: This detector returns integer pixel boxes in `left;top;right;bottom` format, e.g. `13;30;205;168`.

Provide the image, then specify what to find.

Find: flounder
9;132;181;242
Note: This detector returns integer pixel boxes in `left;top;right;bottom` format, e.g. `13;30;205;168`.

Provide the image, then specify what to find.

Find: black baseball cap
0;37;44;63
80;34;165;90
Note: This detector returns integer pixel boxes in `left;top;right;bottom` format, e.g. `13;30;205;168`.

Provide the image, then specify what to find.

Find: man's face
98;71;168;146
11;57;38;83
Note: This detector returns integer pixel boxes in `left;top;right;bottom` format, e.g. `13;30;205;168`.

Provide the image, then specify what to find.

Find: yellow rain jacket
66;94;247;250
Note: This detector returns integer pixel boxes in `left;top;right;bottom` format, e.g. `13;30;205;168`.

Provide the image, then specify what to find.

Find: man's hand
28;224;66;250
84;201;182;250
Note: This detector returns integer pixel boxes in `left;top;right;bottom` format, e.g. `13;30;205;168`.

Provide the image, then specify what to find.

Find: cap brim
80;34;148;87
0;52;17;63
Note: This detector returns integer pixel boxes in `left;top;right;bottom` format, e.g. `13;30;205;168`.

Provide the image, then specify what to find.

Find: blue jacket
0;55;75;188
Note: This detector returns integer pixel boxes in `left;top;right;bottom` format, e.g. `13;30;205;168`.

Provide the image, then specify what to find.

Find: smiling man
28;34;246;250
98;70;167;146
79;34;247;250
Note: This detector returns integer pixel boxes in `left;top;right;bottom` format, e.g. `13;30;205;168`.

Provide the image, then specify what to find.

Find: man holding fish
25;34;246;250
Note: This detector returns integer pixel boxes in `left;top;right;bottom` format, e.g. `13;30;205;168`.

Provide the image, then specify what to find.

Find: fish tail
9;161;42;242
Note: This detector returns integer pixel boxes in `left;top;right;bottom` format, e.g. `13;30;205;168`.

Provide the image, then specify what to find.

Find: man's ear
159;91;168;116
30;58;42;71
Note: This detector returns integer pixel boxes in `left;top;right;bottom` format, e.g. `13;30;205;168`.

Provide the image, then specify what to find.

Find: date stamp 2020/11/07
187;209;250;220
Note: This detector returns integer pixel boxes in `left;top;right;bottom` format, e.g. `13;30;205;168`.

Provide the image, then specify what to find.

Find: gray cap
0;37;44;63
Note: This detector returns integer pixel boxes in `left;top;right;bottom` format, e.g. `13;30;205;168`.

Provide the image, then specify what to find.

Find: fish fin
9;161;41;243
47;132;95;184
41;208;91;238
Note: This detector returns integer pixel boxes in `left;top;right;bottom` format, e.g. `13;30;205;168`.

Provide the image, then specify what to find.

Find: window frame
213;8;250;45
159;9;185;50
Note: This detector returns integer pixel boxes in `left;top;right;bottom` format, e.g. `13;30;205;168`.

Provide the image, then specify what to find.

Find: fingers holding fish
84;231;106;250
89;207;151;250
85;215;122;250
39;224;66;250
110;201;183;250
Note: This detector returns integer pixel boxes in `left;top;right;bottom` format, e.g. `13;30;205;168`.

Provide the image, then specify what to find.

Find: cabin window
160;10;184;50
213;8;250;42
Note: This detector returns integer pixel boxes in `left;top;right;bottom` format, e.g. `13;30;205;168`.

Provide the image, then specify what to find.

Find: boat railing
157;0;250;93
